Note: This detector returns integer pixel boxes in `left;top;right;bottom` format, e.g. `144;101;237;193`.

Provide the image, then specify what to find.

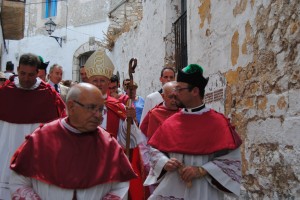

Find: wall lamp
44;18;65;47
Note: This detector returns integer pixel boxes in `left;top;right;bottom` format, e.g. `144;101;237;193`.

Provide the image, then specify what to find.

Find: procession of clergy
0;50;242;200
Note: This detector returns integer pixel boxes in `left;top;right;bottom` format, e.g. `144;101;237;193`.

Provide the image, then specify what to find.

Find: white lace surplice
10;171;129;200
0;121;40;200
9;118;131;200
144;147;241;200
0;77;43;200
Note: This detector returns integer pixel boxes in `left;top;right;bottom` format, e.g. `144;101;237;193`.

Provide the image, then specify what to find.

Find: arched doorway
72;41;103;82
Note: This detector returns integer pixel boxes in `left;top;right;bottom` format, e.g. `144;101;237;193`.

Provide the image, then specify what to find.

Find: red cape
0;79;66;124
106;96;149;200
118;94;130;105
10;118;137;189
149;110;242;155
140;103;180;139
105;96;126;138
118;94;135;107
105;96;126;120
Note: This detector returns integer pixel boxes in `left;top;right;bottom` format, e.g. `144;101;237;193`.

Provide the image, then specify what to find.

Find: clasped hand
163;158;207;183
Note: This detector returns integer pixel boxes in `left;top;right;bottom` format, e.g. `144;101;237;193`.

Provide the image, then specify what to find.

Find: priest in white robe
0;53;65;200
10;83;137;200
144;64;242;200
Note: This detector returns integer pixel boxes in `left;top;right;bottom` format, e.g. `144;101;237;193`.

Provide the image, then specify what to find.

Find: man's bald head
67;83;103;102
66;83;104;132
162;81;176;95
162;81;178;110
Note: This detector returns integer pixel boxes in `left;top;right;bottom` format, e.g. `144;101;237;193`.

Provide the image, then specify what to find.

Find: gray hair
49;64;63;74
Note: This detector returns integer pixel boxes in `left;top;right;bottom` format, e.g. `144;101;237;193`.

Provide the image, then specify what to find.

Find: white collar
184;104;205;112
14;77;41;90
48;80;59;87
61;117;82;134
182;105;210;115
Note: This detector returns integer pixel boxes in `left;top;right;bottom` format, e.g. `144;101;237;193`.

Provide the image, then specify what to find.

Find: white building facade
1;0;110;81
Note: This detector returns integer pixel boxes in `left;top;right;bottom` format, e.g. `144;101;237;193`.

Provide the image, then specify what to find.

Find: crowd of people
0;51;242;200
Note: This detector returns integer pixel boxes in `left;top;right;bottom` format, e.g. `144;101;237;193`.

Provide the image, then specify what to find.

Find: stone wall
192;0;300;198
225;1;300;197
109;0;181;98
104;0;143;51
110;0;300;198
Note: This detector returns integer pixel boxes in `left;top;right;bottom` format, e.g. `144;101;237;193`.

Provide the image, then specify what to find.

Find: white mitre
84;50;115;79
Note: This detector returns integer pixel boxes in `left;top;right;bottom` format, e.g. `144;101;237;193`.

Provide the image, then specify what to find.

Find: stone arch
72;41;104;81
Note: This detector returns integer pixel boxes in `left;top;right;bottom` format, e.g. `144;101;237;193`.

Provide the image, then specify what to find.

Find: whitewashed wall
109;0;181;98
188;0;255;76
2;22;108;80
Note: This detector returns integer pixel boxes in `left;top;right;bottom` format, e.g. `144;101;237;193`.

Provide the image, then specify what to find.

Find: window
44;0;57;18
78;51;93;81
173;0;187;71
79;52;93;67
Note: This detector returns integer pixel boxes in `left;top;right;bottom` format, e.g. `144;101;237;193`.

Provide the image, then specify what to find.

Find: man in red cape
85;50;145;200
140;81;180;139
139;81;180;195
144;64;242;200
0;53;65;200
10;83;137;199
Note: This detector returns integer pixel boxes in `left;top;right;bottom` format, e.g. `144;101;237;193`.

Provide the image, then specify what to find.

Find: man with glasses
10;83;137;199
140;81;180;196
119;79;145;125
109;74;121;99
0;53;66;200
140;81;179;140
85;50;145;200
145;64;242;200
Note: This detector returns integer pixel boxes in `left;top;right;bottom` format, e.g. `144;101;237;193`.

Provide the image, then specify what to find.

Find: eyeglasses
73;100;104;114
173;87;190;92
0;78;6;82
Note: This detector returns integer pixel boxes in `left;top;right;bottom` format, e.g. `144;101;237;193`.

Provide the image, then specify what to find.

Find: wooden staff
126;58;137;157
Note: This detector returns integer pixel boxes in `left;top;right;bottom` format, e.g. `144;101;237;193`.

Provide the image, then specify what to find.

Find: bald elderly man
140;81;180;139
139;81;180;195
10;83;137;200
